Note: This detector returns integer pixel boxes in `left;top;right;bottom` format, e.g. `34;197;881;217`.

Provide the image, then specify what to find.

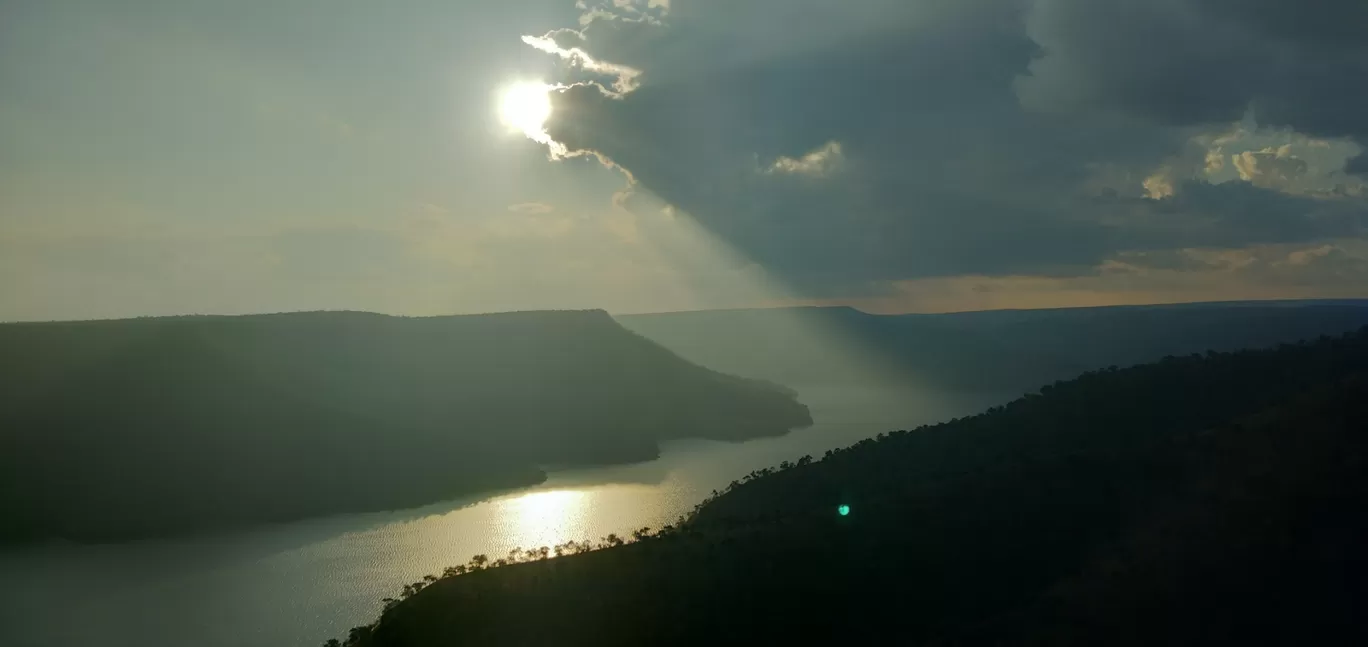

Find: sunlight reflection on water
505;489;586;548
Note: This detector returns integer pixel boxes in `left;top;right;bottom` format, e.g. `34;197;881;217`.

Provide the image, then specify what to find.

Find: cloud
521;35;643;96
767;141;844;177
1143;170;1177;200
1348;153;1368;176
519;0;1368;299
1231;146;1309;189
1283;244;1337;267
1018;0;1368;140
1187;127;1368;196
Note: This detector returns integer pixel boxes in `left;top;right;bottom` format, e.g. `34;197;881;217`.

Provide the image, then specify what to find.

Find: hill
616;300;1368;391
0;310;810;543
335;328;1368;646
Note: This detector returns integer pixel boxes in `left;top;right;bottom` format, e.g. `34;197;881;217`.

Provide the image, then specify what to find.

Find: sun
498;81;553;139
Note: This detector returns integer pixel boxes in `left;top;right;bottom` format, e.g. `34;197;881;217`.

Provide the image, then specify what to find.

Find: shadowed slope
341;328;1368;646
0;310;810;543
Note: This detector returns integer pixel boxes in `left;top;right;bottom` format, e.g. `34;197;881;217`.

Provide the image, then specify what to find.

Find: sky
1;0;1366;321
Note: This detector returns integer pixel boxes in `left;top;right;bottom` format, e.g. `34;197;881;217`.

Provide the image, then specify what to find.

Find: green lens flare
838;504;850;516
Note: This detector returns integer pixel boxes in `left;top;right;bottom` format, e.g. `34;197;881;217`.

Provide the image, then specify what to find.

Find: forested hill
617;300;1368;391
0;310;810;543
339;328;1368;647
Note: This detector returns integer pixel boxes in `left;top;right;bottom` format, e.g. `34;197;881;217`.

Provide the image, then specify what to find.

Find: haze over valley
3;0;1368;645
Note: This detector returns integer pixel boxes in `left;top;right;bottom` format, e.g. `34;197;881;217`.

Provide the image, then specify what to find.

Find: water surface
0;385;1002;647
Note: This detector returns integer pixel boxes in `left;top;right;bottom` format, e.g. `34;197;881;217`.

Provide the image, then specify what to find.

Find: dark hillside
963;380;1368;646
0;310;810;543
340;329;1368;647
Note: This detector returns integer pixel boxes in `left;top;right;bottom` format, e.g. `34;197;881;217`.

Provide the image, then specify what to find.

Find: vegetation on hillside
0;310;810;543
332;328;1368;646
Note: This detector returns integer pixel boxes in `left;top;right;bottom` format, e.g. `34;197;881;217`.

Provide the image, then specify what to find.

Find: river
0;385;1005;647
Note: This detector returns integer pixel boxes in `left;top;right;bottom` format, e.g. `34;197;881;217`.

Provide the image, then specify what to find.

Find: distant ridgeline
0;310;811;543
336;327;1368;647
618;300;1368;392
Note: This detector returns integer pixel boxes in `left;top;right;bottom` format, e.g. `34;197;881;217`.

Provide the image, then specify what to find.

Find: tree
347;626;372;644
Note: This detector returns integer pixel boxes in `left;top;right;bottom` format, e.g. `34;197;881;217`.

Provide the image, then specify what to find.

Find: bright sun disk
499;82;553;139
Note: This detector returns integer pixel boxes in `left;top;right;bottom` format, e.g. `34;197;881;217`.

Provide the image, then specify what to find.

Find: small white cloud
767;141;844;177
1204;150;1225;174
1142;169;1176;199
1232;145;1308;189
521;34;643;95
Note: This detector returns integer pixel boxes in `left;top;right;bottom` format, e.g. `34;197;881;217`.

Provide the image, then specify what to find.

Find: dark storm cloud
1347;153;1368;176
1020;0;1368;139
1119;181;1367;248
535;0;1368;294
